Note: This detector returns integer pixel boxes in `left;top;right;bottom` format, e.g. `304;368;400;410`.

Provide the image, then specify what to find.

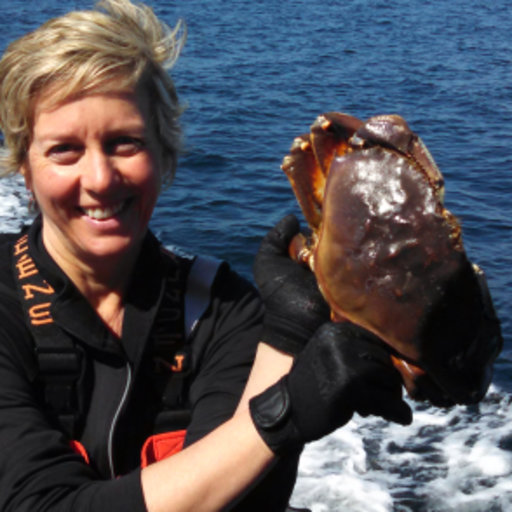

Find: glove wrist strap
249;377;303;455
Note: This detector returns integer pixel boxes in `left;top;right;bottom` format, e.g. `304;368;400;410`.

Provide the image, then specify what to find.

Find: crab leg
282;134;325;230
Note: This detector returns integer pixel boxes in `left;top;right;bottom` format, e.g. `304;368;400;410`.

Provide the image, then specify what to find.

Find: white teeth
82;201;125;220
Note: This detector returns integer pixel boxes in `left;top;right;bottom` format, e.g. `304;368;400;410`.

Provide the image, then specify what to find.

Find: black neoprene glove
250;322;413;455
253;215;330;355
411;265;503;407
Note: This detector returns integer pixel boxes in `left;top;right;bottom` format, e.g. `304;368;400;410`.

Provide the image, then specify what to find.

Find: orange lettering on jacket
22;282;55;300
171;354;185;372
29;303;53;326
14;235;56;326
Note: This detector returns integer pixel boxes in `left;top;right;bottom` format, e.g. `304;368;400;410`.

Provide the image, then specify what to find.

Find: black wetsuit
0;217;299;511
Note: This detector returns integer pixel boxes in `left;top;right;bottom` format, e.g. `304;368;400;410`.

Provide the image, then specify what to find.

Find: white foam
0;173;33;231
292;387;512;511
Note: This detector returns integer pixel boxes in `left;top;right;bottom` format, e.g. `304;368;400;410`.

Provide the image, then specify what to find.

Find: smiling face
22;90;162;277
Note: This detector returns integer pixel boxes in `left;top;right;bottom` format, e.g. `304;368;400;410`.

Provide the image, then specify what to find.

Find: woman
0;1;411;510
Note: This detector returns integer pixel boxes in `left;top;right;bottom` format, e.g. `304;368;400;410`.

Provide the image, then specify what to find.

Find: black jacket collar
27;216;168;365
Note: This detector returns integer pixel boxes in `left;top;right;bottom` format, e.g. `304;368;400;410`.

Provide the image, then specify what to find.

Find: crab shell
282;112;502;405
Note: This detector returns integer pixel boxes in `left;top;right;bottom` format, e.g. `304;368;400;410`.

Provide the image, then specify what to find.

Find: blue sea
1;0;511;510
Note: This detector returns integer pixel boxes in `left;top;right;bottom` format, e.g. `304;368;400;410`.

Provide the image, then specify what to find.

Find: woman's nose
81;148;119;192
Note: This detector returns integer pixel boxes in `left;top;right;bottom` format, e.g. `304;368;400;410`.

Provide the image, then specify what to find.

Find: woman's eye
106;136;146;156
48;144;81;163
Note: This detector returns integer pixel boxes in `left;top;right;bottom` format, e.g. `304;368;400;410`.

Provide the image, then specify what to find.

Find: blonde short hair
0;0;186;184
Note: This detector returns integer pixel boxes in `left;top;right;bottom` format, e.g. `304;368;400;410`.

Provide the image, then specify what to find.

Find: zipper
107;361;132;478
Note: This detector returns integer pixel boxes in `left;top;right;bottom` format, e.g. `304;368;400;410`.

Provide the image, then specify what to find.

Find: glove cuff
260;314;314;355
249;377;303;455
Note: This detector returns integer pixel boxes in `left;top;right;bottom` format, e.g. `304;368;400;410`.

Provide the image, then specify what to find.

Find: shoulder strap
184;255;223;338
152;252;222;424
11;234;82;438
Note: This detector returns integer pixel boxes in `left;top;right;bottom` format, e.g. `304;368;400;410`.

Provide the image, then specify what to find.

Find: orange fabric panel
69;439;90;464
140;430;187;468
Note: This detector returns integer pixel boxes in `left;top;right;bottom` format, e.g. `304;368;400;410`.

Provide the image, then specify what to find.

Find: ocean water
0;0;511;510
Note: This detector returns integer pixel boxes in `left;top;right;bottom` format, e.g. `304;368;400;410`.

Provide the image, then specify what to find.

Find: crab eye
349;133;366;148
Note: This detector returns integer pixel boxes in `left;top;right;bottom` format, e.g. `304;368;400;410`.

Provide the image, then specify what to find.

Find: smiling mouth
81;200;129;220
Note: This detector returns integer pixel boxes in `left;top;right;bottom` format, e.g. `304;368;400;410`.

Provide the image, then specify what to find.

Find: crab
282;112;502;405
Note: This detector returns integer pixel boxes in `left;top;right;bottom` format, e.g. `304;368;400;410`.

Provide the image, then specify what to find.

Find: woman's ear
20;162;32;192
20;163;38;212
